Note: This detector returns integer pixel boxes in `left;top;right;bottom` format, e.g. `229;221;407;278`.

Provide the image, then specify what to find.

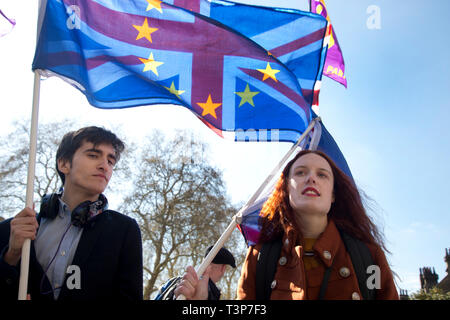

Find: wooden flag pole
18;70;41;300
177;117;320;300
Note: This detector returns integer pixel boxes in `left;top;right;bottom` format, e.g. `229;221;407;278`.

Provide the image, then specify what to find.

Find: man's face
58;141;117;198
209;263;226;283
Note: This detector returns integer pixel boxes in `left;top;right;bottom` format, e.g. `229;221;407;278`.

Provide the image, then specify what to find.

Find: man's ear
57;158;70;175
221;264;227;274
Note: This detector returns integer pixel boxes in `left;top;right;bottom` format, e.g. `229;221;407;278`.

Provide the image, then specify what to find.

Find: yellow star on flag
146;0;163;13
197;94;222;119
139;52;164;76
235;84;259;107
257;63;280;82
133;18;158;43
164;82;185;99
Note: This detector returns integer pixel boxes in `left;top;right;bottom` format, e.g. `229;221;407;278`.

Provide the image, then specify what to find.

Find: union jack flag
32;0;328;143
173;0;329;109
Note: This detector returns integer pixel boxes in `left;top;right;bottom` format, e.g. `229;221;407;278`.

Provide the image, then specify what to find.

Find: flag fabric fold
301;115;353;181
32;0;329;144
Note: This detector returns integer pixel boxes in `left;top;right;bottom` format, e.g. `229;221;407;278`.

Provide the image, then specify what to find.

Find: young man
0;126;143;300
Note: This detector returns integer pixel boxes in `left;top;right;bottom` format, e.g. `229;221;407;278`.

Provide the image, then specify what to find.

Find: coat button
339;267;351;278
323;250;332;260
352;292;361;300
270;280;277;289
284;239;290;247
279;256;287;266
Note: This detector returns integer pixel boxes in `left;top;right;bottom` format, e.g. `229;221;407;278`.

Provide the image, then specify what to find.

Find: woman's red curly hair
258;150;386;251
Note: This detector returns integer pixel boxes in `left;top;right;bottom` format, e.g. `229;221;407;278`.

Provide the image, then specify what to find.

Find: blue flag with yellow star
173;0;329;112
33;0;328;143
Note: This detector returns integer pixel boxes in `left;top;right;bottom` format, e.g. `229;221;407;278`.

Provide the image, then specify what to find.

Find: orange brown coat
237;220;399;300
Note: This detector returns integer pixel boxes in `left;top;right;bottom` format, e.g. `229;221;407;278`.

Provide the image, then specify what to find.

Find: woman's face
287;153;335;216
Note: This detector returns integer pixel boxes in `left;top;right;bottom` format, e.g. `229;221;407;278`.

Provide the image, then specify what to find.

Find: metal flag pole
177;117;320;299
18;70;41;300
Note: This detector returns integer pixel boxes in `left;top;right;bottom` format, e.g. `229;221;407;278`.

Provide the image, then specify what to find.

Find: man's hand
174;265;212;300
4;207;39;266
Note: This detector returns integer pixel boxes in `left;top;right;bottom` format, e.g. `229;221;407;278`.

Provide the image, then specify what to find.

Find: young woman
237;150;398;300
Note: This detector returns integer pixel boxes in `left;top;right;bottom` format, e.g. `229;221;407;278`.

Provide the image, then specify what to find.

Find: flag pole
18;70;41;300
177;117;320;300
235;116;321;217
307;119;322;151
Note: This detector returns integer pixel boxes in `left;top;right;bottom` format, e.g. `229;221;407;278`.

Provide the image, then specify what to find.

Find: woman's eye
318;172;328;179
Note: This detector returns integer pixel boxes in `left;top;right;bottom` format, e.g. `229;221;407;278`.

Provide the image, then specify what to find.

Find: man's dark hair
56;126;125;185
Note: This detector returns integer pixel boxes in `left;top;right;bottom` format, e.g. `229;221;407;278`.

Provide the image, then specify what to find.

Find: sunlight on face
287;153;335;216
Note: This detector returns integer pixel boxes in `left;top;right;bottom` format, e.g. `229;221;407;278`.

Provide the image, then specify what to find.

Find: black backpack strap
338;229;376;300
255;237;283;300
317;263;334;300
255;230;376;300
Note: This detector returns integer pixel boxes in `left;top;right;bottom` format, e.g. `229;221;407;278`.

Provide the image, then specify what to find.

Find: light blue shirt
35;198;83;299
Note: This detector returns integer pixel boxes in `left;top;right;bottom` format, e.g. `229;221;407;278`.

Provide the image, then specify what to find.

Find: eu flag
173;0;329;110
33;0;327;143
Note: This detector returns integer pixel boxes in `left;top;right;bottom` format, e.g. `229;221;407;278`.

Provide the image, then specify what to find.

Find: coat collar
312;220;342;268
282;219;342;268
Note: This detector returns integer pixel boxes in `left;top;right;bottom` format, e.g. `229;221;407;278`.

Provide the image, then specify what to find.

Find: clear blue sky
1;0;449;294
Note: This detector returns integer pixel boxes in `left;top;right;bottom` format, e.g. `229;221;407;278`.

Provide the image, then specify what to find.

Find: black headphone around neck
39;193;108;228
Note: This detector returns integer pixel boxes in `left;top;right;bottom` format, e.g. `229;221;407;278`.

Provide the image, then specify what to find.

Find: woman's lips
302;187;320;196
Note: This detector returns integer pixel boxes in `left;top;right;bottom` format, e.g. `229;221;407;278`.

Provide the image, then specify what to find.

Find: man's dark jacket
0;210;143;300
